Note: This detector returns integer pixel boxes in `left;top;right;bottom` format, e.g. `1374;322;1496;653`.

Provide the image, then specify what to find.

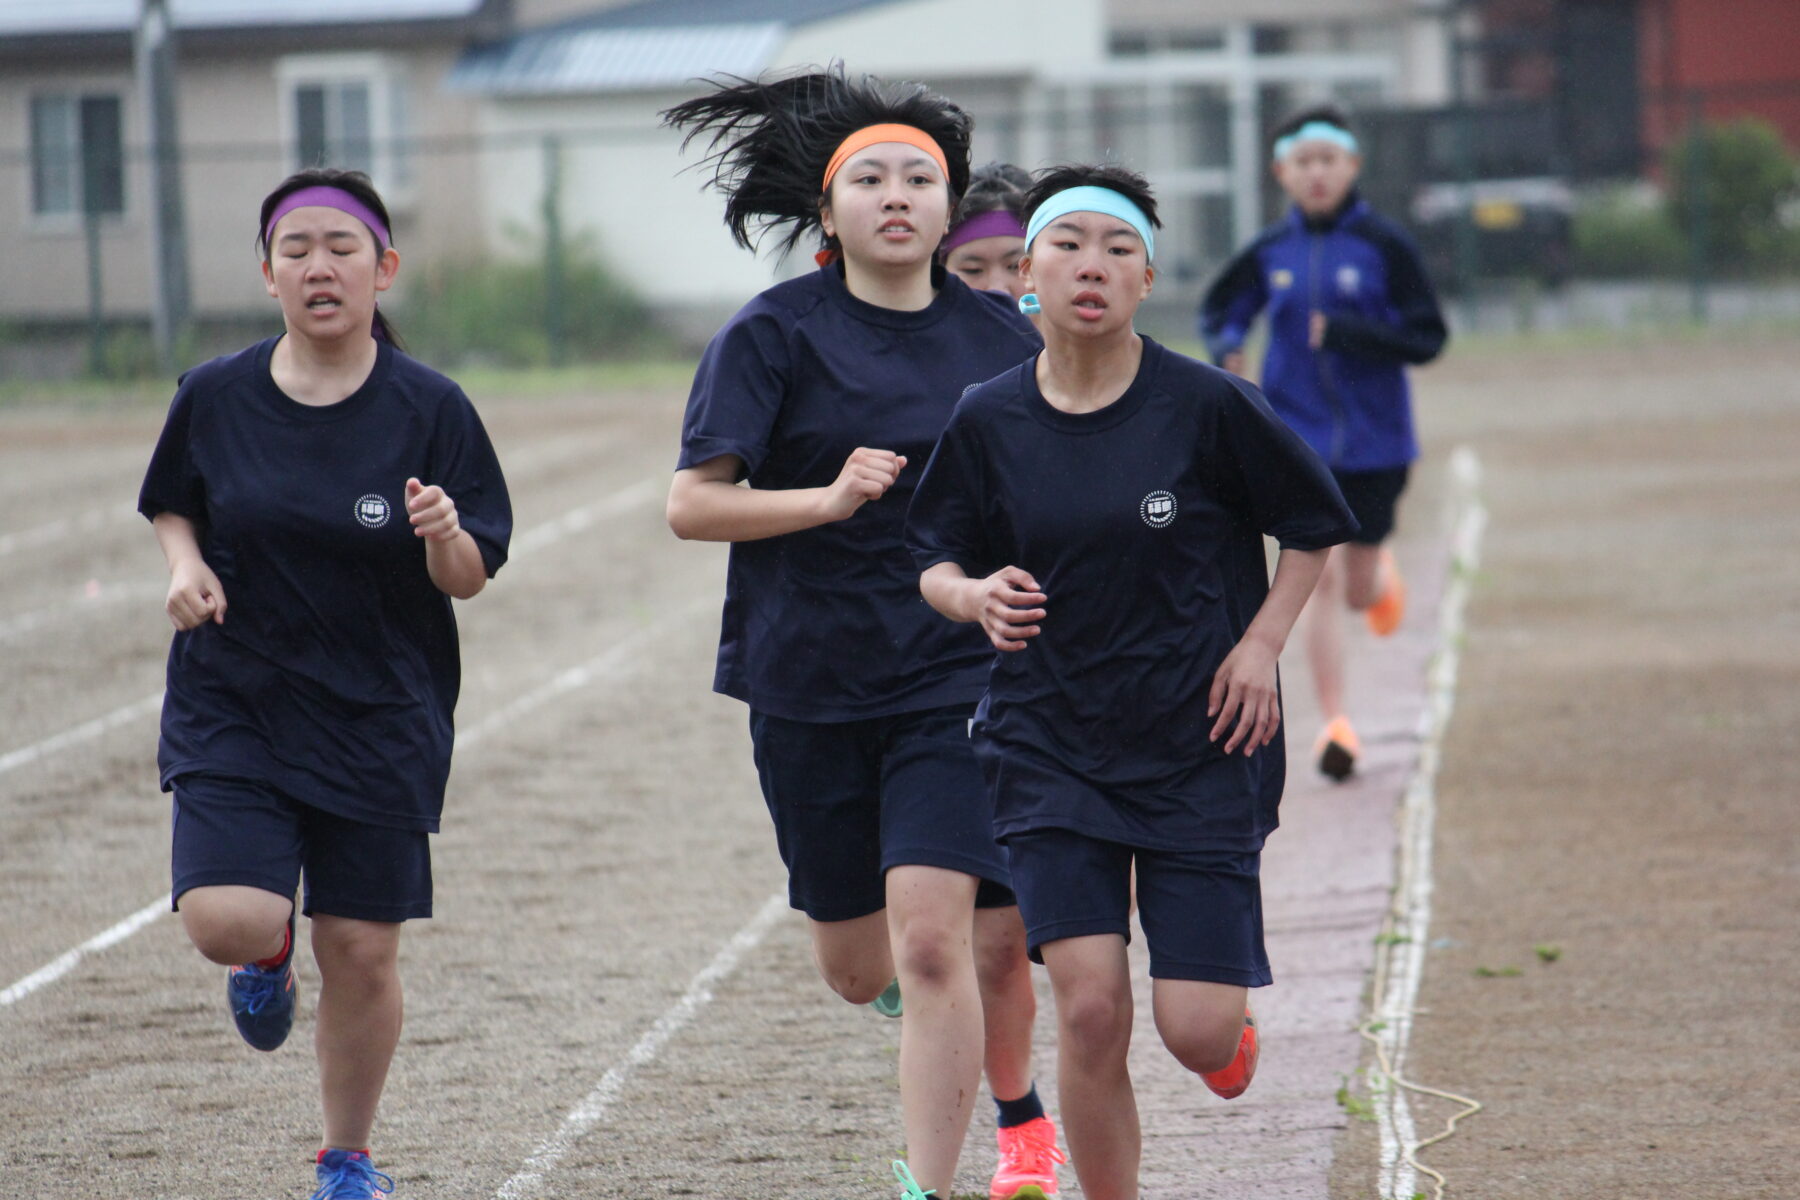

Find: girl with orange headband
663;68;1062;1200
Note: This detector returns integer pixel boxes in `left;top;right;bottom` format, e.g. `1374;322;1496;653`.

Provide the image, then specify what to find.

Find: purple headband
262;185;391;251
939;209;1027;258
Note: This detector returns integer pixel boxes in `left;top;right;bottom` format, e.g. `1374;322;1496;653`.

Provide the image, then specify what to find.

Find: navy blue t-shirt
678;264;1041;722
138;337;512;832
905;337;1356;851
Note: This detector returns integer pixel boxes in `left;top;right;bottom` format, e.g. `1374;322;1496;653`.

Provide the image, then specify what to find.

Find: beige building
0;0;1454;348
448;0;1107;327
0;0;505;333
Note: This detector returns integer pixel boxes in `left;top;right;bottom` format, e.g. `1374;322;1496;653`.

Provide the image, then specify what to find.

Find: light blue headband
1273;121;1359;162
1024;185;1155;262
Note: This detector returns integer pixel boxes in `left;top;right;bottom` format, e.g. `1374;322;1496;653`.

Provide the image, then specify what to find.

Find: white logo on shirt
1140;490;1177;528
1337;264;1361;295
354;494;391;529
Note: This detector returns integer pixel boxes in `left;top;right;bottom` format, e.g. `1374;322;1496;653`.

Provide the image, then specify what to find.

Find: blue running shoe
228;907;296;1052
869;977;903;1019
311;1148;393;1199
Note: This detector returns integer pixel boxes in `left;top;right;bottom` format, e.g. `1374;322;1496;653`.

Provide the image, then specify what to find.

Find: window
30;93;124;218
277;55;411;201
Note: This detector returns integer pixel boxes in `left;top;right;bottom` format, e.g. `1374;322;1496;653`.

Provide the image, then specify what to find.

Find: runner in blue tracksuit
1199;105;1447;781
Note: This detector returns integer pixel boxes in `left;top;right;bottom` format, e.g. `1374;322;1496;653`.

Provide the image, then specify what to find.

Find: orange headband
821;124;949;192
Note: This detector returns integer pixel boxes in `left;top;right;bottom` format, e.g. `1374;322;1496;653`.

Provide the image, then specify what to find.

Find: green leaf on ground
1474;965;1524;977
1535;943;1563;963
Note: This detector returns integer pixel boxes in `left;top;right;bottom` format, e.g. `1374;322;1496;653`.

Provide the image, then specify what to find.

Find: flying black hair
1021;164;1163;235
661;65;973;259
951;161;1032;228
257;167;404;348
1271;104;1354;148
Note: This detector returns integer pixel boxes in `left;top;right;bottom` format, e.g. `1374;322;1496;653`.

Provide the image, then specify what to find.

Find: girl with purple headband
137;167;512;1200
940;162;1032;302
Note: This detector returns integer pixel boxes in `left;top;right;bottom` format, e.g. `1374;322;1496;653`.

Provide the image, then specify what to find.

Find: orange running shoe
1365;548;1406;637
989;1115;1064;1199
1314;715;1360;782
1202;1007;1259;1100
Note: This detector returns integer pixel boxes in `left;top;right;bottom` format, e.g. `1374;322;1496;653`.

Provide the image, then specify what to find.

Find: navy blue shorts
1333;465;1410;545
749;704;1014;923
170;772;432;923
1006;827;1270;986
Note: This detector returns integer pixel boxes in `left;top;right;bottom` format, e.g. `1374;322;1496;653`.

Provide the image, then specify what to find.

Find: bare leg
887;865;984;1193
311;915;402;1150
1149;978;1248;1075
807;910;894;1005
1340;541;1388;611
178;884;291;965
973;904;1035;1104
1302;548;1347;720
1040;934;1137;1200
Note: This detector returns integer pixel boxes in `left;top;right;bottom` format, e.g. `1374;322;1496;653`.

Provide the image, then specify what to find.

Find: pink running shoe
989;1115;1064;1200
1202;1007;1259;1100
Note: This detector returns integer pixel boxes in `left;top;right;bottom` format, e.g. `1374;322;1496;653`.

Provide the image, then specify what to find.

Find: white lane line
1373;445;1487;1200
0;479;662;778
0;605;699;1008
0;502;139;559
0;898;167;1008
0;692;163;778
494;893;790;1200
0;581;163;643
508;478;659;560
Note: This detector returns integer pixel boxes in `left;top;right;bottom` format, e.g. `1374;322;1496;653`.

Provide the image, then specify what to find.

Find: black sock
994;1083;1045;1129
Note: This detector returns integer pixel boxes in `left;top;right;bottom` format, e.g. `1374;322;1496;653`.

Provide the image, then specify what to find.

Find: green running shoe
869;977;903;1019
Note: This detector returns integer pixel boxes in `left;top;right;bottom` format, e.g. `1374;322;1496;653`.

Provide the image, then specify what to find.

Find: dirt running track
0;327;1794;1199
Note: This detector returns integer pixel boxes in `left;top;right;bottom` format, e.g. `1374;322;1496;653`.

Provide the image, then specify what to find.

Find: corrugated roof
448;0;913;97
0;0;486;36
553;0;902;30
449;23;786;95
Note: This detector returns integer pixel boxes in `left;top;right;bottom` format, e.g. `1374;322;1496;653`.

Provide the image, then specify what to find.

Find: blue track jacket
1199;195;1447;471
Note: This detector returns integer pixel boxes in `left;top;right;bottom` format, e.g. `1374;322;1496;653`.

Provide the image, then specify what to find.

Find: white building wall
469;0;1109;318
782;0;1102;74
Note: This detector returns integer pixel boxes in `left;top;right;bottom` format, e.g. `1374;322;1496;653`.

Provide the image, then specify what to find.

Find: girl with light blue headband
908;163;1356;1200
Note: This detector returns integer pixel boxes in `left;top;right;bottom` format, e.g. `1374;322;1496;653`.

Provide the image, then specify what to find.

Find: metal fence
5;80;1800;378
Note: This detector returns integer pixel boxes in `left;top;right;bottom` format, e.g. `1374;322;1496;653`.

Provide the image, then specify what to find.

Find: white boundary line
0;483;675;1012
494;893;790;1200
0;502;138;560
0;581;164;643
0;480;660;780
1373;445;1487;1200
0;898;167;1008
0;608;691;1011
0;692;164;778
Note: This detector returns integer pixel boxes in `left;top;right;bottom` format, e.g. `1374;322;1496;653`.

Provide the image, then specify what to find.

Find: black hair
1021;163;1163;237
1270;104;1353;149
661;64;973;260
256;167;404;348
950;161;1031;228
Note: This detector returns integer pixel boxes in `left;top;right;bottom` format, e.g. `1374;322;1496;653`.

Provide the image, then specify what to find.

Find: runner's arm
667;449;907;543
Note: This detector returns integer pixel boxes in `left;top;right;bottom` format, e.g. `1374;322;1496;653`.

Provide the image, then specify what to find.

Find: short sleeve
1212;372;1358;550
905;408;995;578
138;382;204;524
430;387;513;578
676;304;792;479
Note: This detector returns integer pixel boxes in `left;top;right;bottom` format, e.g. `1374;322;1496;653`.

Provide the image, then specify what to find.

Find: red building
1638;0;1800;158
